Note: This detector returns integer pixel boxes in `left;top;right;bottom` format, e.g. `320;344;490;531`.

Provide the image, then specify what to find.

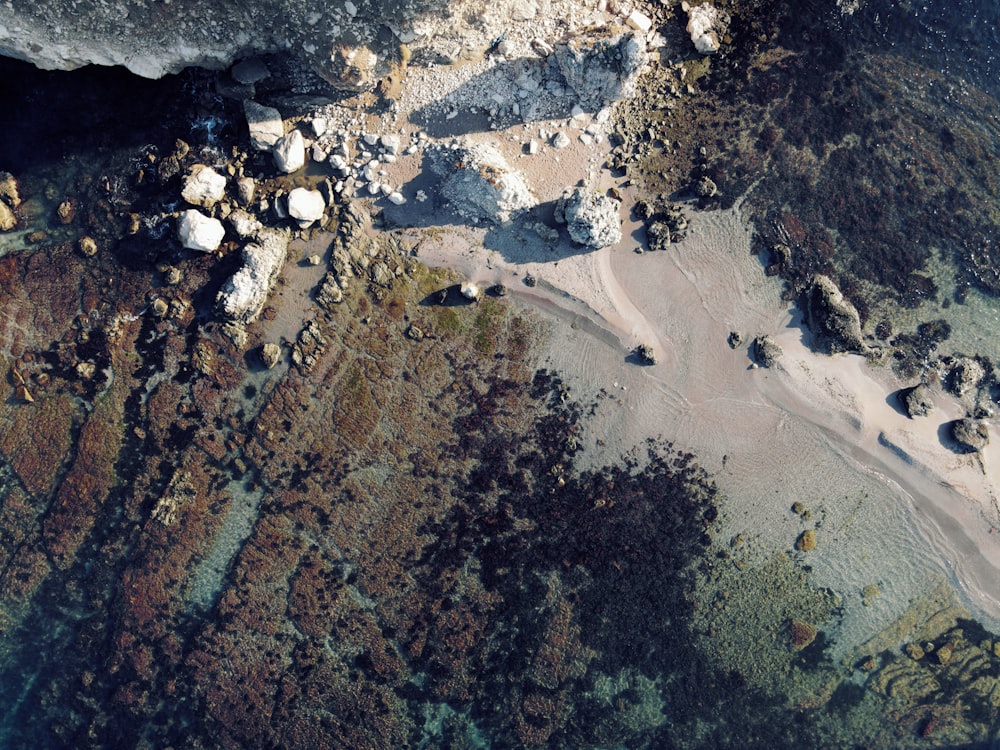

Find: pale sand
405;195;1000;648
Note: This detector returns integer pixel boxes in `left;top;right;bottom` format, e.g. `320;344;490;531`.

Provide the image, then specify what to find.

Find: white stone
311;117;327;138
687;4;721;55
344;1;357;15
527;140;539;155
178;210;225;252
228;208;263;239
552;131;571;149
387;191;407;205
181;165;227;208
368;182;382;195
312;144;328;162
626;9;653;34
273;130;306;173
380;134;401;154
461;282;480;300
554;188;622;249
244;100;284;151
287;188;326;228
427;141;535;224
216;228;289;323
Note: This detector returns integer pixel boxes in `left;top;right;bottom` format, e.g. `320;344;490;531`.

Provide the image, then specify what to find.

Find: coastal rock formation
0;0;441;79
551;30;647;110
803;275;867;355
951;418;989;453
948;357;985;398
216;228;289;324
427;141;534;225
555;187;622;249
177;209;225;252
902;383;934;418
752;335;782;368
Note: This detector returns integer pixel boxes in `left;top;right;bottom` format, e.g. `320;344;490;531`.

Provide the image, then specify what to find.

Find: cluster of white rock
427;141;536;225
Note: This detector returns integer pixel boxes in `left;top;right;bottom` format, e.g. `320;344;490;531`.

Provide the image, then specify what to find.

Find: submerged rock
555;187;622;249
177;209;225;253
216;228;289;324
427;141;534;224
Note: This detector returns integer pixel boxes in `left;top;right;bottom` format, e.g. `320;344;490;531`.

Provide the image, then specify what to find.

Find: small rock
151;298;169;318
935;643;953;665
56;199;76;224
387;191;407;205
0;171;21;207
228;208;263;239
177;210;225;253
795;529;816;552
405;324;425;341
14;384;33;403
461;282;481;300
310;116;328;138
626;9;653;33
694;175;718;198
236;177;256;206
489;283;508;297
78;236;99;257
905;642;925;660
380;134;401;154
551;131;571;149
0;200;15;231
244;99;284;151
76;361;96;380
524;273;537;287
727;331;744;349
791;500;806;516
273;130;306;173
307;254;322;266
260;342;282;369
164;266;183;285
287;187;325;227
181;165;228;208
232;58;270;85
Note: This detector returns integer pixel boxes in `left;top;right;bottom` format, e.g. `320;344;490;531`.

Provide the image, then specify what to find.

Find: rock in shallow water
287;187;325;228
181;165;228;208
216;228;289;324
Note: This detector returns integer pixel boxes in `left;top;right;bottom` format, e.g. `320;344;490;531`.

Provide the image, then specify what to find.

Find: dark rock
727;331;744;349
803;274;867;355
634;343;656;365
902;384;934;418
752;335;782;368
948;357;985;398
952;418;989;453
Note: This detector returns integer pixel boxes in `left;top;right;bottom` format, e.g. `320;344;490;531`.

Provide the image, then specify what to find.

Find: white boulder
427;141;535;224
177;209;225;252
287;187;326;228
555;188;622;249
181;165;227;208
244;99;284;150
273;130;306;173
216;228;289;323
686;4;722;55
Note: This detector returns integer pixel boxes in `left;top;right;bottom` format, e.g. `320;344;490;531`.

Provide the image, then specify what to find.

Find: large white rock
244;99;284;151
553;31;647;110
177;209;225;252
555;188;622;249
427;141;534;224
216;228;289;323
181;165;227;208
273;130;305;173
287;187;326;228
687;4;722;55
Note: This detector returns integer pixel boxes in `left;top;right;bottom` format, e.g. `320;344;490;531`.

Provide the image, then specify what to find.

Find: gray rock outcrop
901;383;934;418
427;141;534;225
551;30;647;111
555;188;622;249
0;0;441;81
803;274;868;355
752;335;783;368
216;228;289;323
952;418;989;453
244;100;284;151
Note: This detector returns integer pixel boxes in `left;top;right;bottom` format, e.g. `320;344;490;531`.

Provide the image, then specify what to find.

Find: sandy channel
406;194;1000;649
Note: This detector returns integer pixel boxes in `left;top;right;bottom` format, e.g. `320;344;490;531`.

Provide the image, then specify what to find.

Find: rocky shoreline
3;0;1000;747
